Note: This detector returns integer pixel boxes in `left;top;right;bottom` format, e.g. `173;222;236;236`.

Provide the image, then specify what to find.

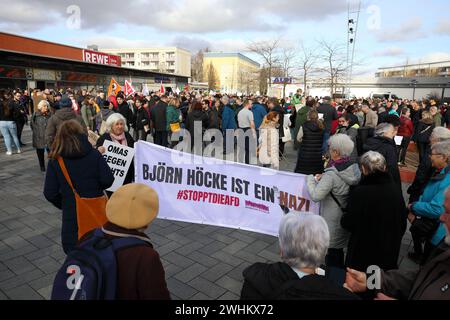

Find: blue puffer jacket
252;103;267;130
43;134;114;254
221;104;237;131
412;166;450;246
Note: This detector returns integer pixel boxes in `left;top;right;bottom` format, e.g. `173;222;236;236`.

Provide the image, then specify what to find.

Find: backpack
51;228;149;300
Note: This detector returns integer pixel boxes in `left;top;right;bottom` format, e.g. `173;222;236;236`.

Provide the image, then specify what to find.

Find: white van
370;92;400;100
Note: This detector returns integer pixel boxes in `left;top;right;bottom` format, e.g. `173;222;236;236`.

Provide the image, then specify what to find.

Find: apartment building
100;47;191;78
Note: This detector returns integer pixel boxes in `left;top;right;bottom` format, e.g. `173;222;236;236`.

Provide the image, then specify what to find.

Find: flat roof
203;52;260;68
101;47;192;54
378;60;450;70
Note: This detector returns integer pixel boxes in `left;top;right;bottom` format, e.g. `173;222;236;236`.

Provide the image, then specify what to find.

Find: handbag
409;216;440;239
57;157;108;240
170;122;181;133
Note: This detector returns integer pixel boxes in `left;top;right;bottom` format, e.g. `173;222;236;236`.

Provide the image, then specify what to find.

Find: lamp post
411;79;418;101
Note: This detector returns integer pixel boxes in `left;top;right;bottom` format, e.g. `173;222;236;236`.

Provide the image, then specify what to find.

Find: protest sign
102;140;135;192
135;141;319;236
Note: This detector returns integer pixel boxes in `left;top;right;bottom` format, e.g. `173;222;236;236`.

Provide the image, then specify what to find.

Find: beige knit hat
106;183;159;229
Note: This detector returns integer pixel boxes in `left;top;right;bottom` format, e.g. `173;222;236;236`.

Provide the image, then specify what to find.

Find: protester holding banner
240;213;358;300
43;120;114;254
306;134;361;268
97;113;135;188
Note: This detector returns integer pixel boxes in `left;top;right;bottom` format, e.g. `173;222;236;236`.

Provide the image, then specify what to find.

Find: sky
1;0;450;78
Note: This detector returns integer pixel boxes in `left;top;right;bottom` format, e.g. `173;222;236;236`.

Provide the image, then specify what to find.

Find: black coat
151;101;168;132
414;120;435;144
363;136;402;189
43;134;114;254
317;103;338;132
133;107;150;131
118;102;133;127
295;121;324;175
96;132;135;186
378;111;389;125
341;171;406;271
241;262;358;300
185;109;209;148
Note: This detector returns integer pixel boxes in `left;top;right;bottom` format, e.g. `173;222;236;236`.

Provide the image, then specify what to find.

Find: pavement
0;127;419;300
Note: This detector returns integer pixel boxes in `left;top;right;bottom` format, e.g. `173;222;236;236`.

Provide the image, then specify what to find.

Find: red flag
124;80;136;97
160;81;165;94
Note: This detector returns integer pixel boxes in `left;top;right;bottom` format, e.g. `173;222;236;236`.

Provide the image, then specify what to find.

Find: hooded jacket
241;262;358;300
45;108;87;147
43;134;114;254
307;160;361;249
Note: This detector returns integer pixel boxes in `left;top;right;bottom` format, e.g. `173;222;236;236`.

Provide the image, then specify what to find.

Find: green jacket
166;104;181;131
81;103;95;130
291;94;303;106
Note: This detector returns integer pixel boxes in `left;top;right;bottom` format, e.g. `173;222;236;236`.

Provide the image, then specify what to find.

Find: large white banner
135;141;319;236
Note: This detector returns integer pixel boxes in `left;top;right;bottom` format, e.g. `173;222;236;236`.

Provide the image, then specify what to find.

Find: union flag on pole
124;80;136;97
107;78;122;97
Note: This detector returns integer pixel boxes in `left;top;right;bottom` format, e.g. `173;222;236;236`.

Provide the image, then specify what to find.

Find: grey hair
375;123;394;137
37;100;50;110
278;213;330;269
105;113;128;133
360;151;387;174
329;134;355;157
431;127;450;143
221;95;230;105
378;107;386;113
431;140;450;161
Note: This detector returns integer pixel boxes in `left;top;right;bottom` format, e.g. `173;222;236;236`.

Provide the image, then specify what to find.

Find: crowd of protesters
1;84;450;300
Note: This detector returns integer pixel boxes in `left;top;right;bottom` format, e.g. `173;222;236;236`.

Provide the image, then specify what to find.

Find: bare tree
206;62;218;90
298;42;318;94
191;49;204;82
316;39;348;96
247;38;281;90
280;47;297;98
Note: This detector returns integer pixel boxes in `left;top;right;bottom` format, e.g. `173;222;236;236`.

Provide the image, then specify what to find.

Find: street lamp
411;79;418;101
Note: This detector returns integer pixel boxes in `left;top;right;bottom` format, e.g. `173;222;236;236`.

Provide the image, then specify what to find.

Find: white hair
105;113;128;133
431;127;450;143
375;123;394;137
329;134;354;157
37;100;50;110
279;213;330;269
360;151;386;174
